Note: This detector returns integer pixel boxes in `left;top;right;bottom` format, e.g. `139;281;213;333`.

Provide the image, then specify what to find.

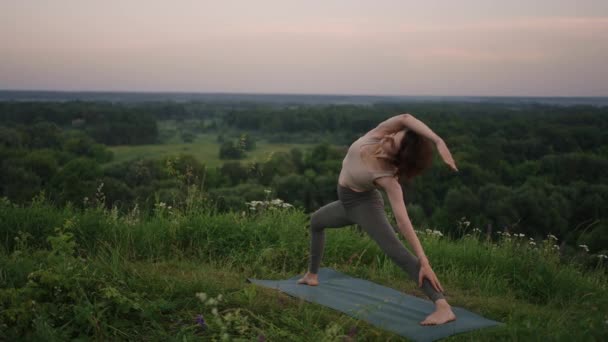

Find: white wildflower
553;245;560;250
212;308;218;316
529;241;536;246
529;237;534;241
547;234;558;241
247;198;293;211
597;254;607;259
264;189;271;194
196;292;207;302
578;244;589;252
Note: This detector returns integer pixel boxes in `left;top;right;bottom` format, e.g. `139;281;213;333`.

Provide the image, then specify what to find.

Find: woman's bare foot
420;299;456;325
296;272;319;286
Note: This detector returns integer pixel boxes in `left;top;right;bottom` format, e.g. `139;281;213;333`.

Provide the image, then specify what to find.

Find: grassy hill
1;194;606;341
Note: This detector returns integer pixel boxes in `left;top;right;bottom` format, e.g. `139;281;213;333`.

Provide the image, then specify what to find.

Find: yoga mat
247;268;504;342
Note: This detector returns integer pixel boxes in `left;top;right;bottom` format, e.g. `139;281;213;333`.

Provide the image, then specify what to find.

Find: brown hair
393;130;435;182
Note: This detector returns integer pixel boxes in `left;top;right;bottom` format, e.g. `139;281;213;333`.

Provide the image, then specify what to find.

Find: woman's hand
418;264;444;293
436;139;458;172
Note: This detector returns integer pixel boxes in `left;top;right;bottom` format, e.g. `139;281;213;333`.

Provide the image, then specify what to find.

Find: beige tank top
339;135;397;191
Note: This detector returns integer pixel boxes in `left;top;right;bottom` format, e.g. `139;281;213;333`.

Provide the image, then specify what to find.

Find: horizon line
1;88;606;99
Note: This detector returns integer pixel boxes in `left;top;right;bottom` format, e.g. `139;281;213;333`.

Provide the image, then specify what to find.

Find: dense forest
0;100;607;262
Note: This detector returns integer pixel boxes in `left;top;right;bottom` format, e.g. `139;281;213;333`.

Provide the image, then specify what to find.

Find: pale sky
1;1;608;96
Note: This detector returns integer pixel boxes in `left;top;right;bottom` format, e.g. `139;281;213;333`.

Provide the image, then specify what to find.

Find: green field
1;195;606;341
107;133;313;168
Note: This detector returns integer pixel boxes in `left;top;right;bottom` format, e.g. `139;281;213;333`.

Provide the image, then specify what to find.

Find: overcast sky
1;0;607;96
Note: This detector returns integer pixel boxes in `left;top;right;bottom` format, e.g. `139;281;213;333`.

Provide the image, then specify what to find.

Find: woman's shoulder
361;130;386;141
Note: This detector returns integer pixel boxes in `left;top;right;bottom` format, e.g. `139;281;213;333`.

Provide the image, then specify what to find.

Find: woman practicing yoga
297;113;458;325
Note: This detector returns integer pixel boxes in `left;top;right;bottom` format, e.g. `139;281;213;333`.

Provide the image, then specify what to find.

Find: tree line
0;100;607;256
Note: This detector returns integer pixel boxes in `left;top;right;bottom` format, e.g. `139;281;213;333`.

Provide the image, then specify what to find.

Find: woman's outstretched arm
376;175;444;292
372;114;459;172
376;176;429;263
372;113;442;144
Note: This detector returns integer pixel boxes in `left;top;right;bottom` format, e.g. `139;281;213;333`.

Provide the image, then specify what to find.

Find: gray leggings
307;184;445;303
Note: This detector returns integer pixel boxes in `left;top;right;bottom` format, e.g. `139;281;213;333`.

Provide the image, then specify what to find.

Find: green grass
106;133;312;168
1;197;607;341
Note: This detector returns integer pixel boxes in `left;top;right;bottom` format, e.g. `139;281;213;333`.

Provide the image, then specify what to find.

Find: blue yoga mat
247;268;504;342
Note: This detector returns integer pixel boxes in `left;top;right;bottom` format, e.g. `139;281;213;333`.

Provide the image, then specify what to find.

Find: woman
297;113;458;325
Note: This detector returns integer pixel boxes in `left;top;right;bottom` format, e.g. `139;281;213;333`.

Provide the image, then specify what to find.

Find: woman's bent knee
310;212;323;232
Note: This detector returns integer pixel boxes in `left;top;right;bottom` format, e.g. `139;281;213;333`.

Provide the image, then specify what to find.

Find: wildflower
264;189;271;194
578;244;589;252
529;237;534;241
597;254;607;259
547;234;558;241
212;308;218;316
472;228;481;233
195;314;207;330
425;228;432;234
529;241;536;246
432;230;443;237
553;245;560;250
